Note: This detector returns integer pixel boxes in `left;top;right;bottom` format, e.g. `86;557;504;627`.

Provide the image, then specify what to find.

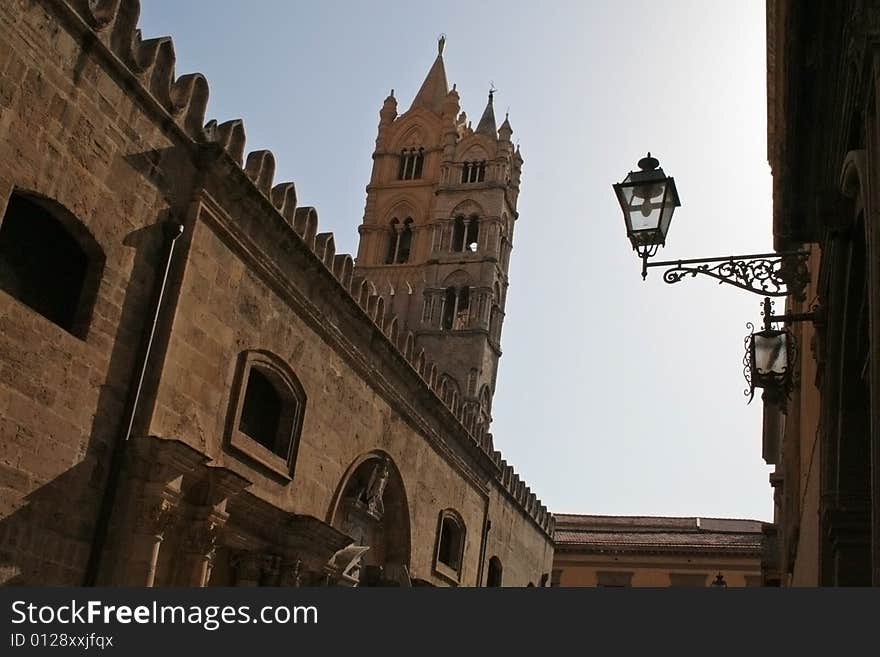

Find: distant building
552;515;764;587
0;1;552;587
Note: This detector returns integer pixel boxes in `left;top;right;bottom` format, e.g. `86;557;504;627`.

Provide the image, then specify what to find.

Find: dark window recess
438;517;462;569
0;194;88;333
487;557;503;587
451;216;478;252
398;148;424;181
441;286;470;330
465;219;478;252
385;218;413;265
461;161;486;183
238;369;284;454
442;287;456;330
396;219;413;263
385;218;400;264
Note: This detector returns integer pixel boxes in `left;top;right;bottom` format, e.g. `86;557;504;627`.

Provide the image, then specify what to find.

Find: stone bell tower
354;37;523;431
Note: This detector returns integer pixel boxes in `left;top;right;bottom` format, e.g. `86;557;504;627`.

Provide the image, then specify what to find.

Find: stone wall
0;0;553;587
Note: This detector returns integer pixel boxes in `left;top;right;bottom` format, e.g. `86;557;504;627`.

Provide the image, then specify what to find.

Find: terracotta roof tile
553;515;765;553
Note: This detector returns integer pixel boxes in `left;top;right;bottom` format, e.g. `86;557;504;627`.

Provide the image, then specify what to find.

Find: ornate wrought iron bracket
741;296;821;410
641;250;811;301
760;296;822;331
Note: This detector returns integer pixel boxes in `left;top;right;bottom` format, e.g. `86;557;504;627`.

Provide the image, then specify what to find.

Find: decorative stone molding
133;495;178;537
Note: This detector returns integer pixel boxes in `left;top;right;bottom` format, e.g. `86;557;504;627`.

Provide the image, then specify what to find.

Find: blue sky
139;0;774;520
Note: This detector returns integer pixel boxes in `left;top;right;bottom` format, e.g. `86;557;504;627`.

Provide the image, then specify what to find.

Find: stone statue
326;544;370;587
362;458;391;519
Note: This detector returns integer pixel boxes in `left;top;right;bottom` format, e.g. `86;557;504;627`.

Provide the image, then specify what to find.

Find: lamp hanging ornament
743;299;798;408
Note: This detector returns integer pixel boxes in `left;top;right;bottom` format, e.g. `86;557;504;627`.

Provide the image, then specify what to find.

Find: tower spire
475;86;497;137
410;38;449;114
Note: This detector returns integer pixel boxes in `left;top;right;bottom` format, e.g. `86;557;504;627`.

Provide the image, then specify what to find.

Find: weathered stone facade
0;0;553;587
763;0;880;586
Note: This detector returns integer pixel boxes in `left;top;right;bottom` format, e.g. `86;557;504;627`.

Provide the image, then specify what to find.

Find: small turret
376;90;398;149
498;112;512;142
380;89;398;124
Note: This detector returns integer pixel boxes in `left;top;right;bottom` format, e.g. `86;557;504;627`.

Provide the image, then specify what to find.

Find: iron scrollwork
653;251;810;300
743;323;756;402
742;322;799;410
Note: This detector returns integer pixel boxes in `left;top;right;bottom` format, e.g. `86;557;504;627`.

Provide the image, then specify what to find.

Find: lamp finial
638;153;660;170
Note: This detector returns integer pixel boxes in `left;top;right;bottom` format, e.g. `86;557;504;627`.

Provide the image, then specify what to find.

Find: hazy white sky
140;0;773;520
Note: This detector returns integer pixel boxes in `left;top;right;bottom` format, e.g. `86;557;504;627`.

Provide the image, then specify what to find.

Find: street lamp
613;153;680;270
614;154;812;299
710;573;727;588
614;154;820;408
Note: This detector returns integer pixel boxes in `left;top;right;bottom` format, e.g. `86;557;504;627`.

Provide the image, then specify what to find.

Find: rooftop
554;514;765;554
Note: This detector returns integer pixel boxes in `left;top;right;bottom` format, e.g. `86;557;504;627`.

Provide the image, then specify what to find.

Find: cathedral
0;0;553;586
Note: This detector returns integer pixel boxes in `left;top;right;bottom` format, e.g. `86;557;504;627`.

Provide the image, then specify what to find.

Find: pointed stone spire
499;111;512;141
410;36;449;114
475;88;497;138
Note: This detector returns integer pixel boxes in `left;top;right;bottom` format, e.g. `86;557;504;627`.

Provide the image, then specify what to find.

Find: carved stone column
172;466;250;587
175;508;228;587
115;437;209;586
123;489;179;587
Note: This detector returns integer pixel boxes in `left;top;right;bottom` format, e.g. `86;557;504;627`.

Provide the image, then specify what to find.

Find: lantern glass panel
618;174;666;230
658;178;679;239
753;330;788;379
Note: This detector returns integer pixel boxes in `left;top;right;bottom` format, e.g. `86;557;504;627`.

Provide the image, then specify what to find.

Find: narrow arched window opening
385;218;400;264
239;369;283;453
399;148;424;181
465;216;479;252
461;160;487;184
487;557;503;587
442;287;457;330
228;352;307;478
441;286;471;330
414;148;424;178
451;216;466;252
0;192;102;338
454;286;470;329
436;512;465;575
396;218;413;263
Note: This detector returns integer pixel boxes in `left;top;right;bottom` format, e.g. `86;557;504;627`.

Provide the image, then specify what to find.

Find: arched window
228;351;307;479
487;557;503;587
385;218;400;264
461;160;487;183
437;374;460;407
467;369;478;396
398;148;424;181
385;217;413;265
465;216;479;252
451;215;479;253
421;294;435;324
239;368;283;450
396;219;413;263
441;285;470;330
451;216;466;252
413;148;424;178
0;192;103;337
479;385;492;426
435;510;466;581
489;282;502;341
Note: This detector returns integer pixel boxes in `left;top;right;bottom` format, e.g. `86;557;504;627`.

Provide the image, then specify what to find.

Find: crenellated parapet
492;451;555;536
60;0;550;538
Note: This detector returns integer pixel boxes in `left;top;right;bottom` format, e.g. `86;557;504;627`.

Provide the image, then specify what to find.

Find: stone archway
328;451;412;586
